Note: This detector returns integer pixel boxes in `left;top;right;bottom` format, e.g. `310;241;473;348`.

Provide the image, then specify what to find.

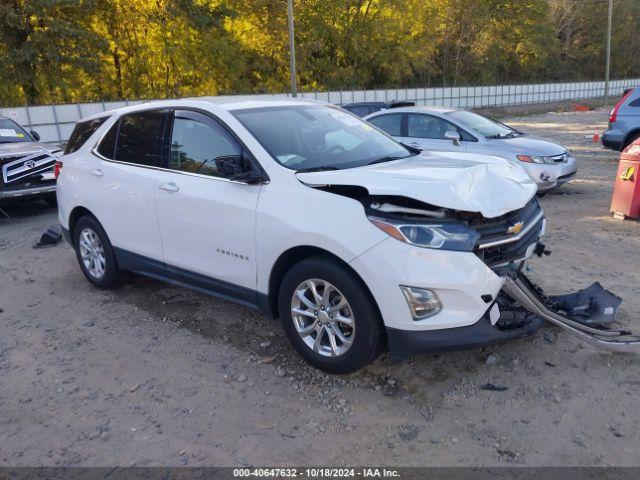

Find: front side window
0;118;31;143
233;105;411;171
368;113;402;136
169;113;241;177
65;117;108;154
446;110;518;139
407;114;459;139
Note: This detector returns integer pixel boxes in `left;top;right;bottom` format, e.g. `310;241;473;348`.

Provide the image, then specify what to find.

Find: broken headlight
368;217;480;251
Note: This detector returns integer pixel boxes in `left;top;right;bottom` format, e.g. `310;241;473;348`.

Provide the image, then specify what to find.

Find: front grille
1;151;57;188
473;198;544;267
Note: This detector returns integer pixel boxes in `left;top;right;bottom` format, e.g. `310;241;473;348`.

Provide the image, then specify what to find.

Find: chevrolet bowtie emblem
507;221;524;235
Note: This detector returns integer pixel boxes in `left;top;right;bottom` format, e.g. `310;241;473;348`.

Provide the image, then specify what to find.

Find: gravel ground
1;107;639;467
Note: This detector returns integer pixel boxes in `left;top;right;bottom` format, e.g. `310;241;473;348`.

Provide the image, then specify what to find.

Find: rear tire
278;256;384;374
73;215;121;289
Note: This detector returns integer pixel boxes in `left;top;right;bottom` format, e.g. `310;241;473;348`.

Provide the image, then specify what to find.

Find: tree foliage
0;0;638;105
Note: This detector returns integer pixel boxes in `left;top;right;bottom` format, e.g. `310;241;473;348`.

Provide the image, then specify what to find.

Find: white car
56;99;627;373
364;107;578;192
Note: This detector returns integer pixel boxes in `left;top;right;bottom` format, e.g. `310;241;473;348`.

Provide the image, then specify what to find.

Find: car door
90;109;166;263
401;113;467;153
154;109;261;300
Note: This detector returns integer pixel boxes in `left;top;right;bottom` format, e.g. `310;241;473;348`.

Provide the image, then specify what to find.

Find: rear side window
345;106;372;117
629;97;640;107
368;113;403;136
96;109;165;166
115;110;165;166
65;117;108;154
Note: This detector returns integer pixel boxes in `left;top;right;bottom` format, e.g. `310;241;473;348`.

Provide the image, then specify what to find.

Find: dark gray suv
0;116;60;204
602;87;640;151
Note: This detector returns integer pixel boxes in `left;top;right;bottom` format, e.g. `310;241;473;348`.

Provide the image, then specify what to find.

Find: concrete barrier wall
2;78;639;144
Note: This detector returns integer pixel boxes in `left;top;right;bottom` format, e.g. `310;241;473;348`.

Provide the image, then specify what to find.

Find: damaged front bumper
501;270;640;353
388;267;640;359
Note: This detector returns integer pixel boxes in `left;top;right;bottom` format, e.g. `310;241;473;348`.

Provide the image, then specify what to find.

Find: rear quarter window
629;97;640;107
64;117;108;154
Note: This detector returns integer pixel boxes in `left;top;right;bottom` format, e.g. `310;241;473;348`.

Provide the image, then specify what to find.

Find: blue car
602;87;640;151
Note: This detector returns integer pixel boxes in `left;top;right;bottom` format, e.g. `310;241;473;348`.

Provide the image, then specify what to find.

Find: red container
610;138;640;220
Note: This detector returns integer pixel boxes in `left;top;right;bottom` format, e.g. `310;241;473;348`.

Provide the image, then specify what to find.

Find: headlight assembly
368;216;480;251
516;154;546;164
517;153;573;165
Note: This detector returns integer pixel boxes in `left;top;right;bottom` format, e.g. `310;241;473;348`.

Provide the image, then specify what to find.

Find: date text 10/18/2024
233;468;401;478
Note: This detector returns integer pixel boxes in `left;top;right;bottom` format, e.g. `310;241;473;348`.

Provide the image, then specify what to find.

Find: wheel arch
623;129;640;150
68;206;100;244
266;245;383;323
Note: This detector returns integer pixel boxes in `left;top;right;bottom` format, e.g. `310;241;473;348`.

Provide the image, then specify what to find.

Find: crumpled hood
295;153;537;218
492;135;566;156
0;141;57;162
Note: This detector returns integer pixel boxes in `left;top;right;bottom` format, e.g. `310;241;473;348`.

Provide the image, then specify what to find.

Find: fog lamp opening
400;286;442;320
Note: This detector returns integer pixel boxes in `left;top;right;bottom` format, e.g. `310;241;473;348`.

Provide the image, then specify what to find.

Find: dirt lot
1;107;639;467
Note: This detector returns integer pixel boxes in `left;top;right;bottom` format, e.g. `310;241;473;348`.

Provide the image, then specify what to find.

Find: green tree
0;0;106;104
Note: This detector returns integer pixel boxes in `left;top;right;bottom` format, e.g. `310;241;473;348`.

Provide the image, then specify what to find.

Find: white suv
57;99;548;373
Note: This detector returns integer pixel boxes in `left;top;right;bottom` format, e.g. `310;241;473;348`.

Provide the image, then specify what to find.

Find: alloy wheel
290;279;355;357
78;227;106;280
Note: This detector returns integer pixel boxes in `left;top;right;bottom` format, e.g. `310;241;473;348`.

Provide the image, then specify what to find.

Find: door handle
89;169;103;177
159;182;179;192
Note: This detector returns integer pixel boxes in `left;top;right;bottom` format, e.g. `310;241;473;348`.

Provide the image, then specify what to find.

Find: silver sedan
364;106;577;192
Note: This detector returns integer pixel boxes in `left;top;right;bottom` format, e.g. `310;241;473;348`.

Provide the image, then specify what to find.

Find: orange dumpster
610;138;640;220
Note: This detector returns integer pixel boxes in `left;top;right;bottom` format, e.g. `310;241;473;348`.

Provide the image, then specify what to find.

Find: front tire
73;215;121;289
278;257;384;374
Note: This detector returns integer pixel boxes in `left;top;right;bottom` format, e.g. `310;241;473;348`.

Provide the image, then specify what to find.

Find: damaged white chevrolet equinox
57;99;639;373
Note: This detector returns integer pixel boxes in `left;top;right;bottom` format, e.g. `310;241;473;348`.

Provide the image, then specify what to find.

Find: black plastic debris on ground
480;383;508;392
34;225;62;249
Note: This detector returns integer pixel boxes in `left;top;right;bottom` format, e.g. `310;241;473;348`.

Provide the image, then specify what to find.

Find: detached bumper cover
501;272;640;353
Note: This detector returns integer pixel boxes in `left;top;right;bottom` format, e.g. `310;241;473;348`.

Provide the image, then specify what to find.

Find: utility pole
287;0;297;98
604;0;613;104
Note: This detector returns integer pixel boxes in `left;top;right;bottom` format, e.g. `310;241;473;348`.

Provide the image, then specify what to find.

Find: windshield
0;118;32;143
232;105;413;171
446;110;520;139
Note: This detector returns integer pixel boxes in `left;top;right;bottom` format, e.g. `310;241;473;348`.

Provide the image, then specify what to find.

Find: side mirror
444;130;461;146
215;155;263;184
30;130;41;142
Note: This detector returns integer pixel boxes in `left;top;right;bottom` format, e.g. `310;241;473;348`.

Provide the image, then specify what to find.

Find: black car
0;116;60;205
341;101;415;117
